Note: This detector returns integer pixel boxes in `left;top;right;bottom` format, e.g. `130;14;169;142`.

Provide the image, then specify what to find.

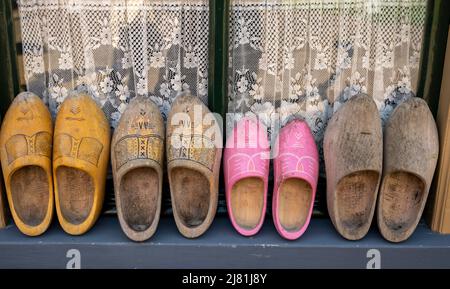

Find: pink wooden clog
272;119;319;240
224;117;270;236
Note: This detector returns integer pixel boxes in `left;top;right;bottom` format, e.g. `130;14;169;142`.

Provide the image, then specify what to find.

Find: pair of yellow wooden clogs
0;92;110;236
112;95;222;241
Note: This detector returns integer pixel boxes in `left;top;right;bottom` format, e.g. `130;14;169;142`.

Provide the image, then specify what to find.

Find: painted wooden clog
53;93;110;235
167;94;222;238
224;117;270;236
0;92;54;236
112;97;164;241
273;119;319;240
324;94;383;240
377;97;439;242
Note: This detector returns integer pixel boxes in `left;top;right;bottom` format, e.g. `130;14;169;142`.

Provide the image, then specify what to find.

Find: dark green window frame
0;0;19;118
418;0;450;115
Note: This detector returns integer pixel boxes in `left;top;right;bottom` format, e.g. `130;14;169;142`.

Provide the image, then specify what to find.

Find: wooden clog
0;92;54;236
112;97;164;241
167;95;222;238
224;117;270;236
53;93;110;235
377;97;439;242
324;94;383;240
0;166;6;228
272;119;319;240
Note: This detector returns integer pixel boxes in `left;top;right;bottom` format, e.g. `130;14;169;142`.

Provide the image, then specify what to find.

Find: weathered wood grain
324;94;383;240
112;96;164;241
167;95;222;238
378;97;439;242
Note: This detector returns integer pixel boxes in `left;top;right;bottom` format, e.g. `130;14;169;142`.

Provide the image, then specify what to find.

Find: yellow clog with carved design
53;93;110;235
0;92;54;236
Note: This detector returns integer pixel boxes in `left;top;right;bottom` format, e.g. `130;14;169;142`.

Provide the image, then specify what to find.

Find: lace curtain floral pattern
18;0;210;127
228;0;427;169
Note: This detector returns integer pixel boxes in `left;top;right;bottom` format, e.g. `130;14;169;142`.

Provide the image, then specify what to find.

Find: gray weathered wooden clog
324;94;383;240
377;97;439;242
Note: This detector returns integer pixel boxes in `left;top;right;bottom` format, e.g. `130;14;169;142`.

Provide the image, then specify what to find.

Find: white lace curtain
18;0;428;137
228;0;428;164
18;0;210;127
